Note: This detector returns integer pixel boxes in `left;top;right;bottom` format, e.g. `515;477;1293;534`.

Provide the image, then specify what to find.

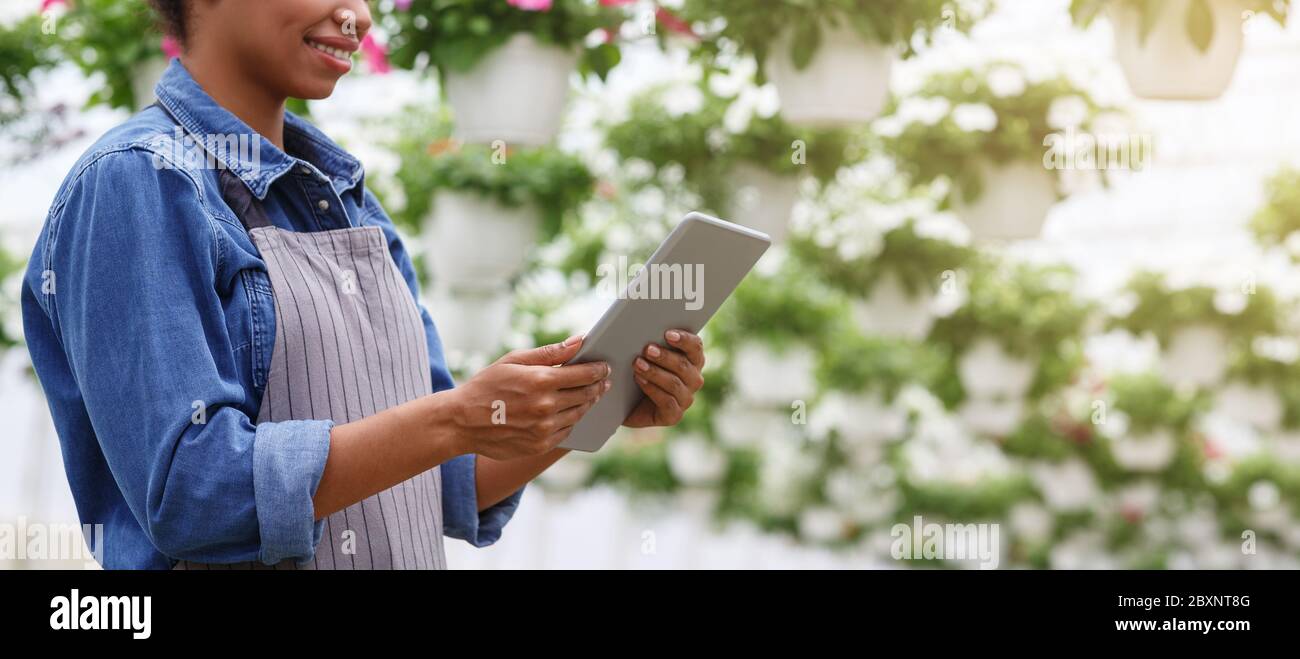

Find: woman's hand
623;329;705;428
448;335;610;460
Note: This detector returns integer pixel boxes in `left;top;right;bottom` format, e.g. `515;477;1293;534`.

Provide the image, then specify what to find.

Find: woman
21;0;706;569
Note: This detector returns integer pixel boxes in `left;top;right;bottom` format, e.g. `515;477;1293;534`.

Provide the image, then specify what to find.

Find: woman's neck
179;54;287;151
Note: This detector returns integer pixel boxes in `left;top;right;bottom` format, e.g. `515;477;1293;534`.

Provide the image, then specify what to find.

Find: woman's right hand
447;335;610;460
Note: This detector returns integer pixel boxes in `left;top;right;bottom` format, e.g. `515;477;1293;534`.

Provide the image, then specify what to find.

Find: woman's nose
333;4;373;39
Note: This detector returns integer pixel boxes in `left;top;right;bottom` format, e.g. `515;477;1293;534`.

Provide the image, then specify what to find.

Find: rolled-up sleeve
440;454;524;546
361;190;525;546
40;149;330;565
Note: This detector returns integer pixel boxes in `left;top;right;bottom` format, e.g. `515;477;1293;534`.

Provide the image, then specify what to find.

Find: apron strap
148;101;274;233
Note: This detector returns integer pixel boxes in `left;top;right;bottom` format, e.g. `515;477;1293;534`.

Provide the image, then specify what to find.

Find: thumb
501;334;584;366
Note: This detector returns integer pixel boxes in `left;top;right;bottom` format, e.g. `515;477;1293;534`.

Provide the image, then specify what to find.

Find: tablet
560;212;771;452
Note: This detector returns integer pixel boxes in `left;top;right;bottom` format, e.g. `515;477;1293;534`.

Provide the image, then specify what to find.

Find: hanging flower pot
1160;323;1229;388
732;341;817;406
953;161;1059;242
713;399;794;448
813;390;908;446
131;57;170;110
730;163;803;243
428;283;515;357
666;434;729;487
1110;429;1178;472
423;191;541;290
1214;380;1284;431
959;397;1026;437
443;34;579;146
851;271;937;341
765;24;894;127
957;337;1037;400
1108;0;1247;101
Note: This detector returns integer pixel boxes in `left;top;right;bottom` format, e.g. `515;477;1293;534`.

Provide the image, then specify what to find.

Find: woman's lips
304;37;356;73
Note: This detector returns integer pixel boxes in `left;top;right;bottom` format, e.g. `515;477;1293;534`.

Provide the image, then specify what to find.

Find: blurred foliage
1070;0;1289;52
1249;166;1300;257
682;0;991;78
791;218;972;298
380;0;626;80
1111;270;1282;346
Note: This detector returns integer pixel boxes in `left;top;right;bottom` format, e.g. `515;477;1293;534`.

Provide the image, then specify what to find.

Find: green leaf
1137;0;1168;45
789;20;822;71
1186;0;1215;53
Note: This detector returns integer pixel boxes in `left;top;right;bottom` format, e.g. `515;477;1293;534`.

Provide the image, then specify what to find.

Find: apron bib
175;166;446;570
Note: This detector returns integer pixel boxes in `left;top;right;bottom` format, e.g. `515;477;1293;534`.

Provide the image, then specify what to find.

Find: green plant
388;109;594;240
710;261;843;352
381;0;627;81
815;330;946;400
878;61;1118;205
602;83;858;214
929;258;1091;401
1070;0;1289;53
1249;166;1300;256
0;14;55;111
682;0;990;78
1108;373;1205;434
53;0;167;110
791;217;971;298
1110;271;1281;347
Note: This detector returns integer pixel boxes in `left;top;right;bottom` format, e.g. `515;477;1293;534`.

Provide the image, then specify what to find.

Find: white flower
896;96;951;127
666;434;728;486
952;103;998;132
1253;335;1300;364
1010;503;1053;542
662;84;704;118
1047;95;1090;130
1031;459;1098;511
1248;480;1281;511
1213;289;1248;315
872;115;906;138
798;507;847;543
1285;230;1300;257
986;65;1027;98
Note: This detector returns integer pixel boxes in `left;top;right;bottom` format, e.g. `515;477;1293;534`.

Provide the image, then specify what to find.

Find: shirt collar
153;59;365;200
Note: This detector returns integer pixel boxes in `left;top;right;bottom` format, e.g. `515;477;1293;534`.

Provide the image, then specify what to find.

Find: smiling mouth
304;38;353;63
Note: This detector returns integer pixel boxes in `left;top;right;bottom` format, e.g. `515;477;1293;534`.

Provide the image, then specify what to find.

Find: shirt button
300;166;312;175
318;199;330;211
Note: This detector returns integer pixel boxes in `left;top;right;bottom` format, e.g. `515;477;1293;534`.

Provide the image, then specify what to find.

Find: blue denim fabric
21;59;522;569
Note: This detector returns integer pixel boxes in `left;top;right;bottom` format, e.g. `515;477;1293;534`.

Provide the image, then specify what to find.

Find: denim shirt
21;60;522;569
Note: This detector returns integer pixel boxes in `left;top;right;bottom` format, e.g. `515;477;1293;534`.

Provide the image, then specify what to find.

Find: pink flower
507;0;553;11
361;33;391;74
161;35;182;59
599;0;637;5
394;0;412;9
40;0;68;10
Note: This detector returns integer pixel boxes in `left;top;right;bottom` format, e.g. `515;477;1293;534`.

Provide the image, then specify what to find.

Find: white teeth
307;40;349;60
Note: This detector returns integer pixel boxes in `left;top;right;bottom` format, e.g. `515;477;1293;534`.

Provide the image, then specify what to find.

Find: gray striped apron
176;168;446;569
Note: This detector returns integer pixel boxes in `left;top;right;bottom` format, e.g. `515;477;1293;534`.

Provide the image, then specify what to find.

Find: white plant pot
766;24;893;127
958;337;1036;400
1159;324;1229;389
851;272;936;341
1110;429;1177;472
713;400;794;448
443;33;579;146
666;434;728;487
1109;0;1246;100
953;162;1059;242
1214;381;1284;431
537;453;595;492
424;191;540;291
132;57;170;110
813;390;907;446
959;397;1026;437
729;164;802;243
429;283;514;356
732;342;817;406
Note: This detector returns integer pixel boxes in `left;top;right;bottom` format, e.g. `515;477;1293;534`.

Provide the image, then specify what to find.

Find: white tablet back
560;212;771;452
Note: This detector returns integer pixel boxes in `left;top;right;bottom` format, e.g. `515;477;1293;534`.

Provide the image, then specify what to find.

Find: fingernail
563;333;583;346
666;330;681;342
636;358;649;371
605;363;612;376
603;380;613;392
646;344;661;357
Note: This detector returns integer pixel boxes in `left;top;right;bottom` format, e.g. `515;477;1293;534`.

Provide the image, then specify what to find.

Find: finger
500;334;584;366
642;343;703;390
664;330;704;369
546;360;611;388
553;398;598;428
555;379;610;411
634;357;692;405
634;372;683;420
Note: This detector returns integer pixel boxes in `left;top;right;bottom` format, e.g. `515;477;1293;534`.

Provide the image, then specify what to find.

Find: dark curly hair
146;0;188;42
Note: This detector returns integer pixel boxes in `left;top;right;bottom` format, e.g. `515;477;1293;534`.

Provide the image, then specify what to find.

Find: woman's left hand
623;329;705;428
